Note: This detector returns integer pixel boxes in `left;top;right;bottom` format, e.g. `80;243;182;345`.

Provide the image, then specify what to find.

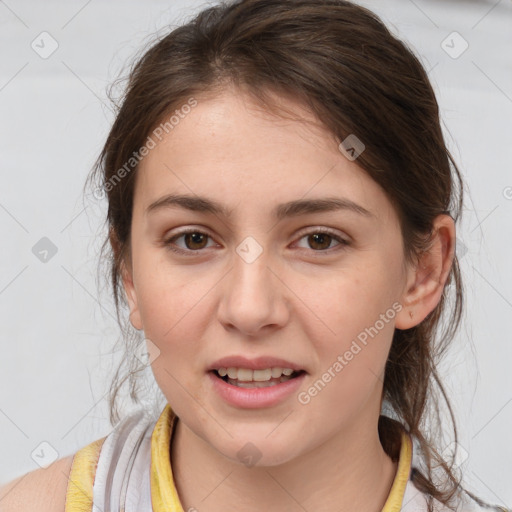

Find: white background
0;0;511;507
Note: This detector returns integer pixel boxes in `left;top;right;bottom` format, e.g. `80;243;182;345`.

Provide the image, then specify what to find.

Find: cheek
303;262;398;383
137;276;209;409
308;261;396;337
132;265;204;366
133;246;209;335
298;279;395;425
132;259;226;393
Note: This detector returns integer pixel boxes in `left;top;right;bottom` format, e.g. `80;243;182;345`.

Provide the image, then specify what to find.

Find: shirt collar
151;403;412;512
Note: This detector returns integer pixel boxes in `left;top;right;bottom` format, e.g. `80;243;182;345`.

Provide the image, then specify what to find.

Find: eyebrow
145;193;375;220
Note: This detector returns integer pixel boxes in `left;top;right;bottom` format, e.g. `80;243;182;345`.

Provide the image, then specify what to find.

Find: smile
208;369;307;408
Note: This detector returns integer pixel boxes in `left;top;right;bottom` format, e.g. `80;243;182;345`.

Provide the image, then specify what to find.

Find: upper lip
208;355;306;372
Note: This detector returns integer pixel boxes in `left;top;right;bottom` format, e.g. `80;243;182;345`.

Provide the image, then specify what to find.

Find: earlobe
395;214;455;330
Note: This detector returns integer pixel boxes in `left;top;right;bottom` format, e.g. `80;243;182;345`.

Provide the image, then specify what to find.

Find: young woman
1;1;509;511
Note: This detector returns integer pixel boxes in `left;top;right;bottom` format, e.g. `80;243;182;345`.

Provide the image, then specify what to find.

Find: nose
217;240;290;337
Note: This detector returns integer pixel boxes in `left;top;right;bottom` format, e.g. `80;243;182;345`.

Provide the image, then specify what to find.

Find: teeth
228;375;294;388
271;367;283;378
216;367;297;381
252;369;272;381
227;367;239;379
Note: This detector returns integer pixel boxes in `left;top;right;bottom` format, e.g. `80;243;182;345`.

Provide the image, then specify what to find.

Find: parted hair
85;1;503;510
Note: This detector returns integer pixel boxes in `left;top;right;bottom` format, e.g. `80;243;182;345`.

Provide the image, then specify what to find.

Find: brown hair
84;1;503;510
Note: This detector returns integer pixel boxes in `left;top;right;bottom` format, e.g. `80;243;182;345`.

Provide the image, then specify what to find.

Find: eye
163;227;350;255
163;229;216;254
294;228;350;253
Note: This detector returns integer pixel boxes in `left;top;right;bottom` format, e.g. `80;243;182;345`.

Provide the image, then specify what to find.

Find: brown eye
307;233;334;251
182;232;209;250
164;229;215;254
164;228;349;257
295;229;349;253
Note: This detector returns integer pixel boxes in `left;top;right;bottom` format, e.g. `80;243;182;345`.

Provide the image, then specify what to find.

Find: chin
214;434;303;469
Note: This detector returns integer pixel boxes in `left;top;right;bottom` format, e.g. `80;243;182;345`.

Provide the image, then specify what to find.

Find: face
121;87;421;466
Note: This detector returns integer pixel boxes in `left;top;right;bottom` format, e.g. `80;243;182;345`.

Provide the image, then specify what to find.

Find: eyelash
163;227;350;256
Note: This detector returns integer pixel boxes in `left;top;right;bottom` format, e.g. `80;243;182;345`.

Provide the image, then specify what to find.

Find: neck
170;407;399;512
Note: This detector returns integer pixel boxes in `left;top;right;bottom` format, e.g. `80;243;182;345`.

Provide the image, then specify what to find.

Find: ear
109;228;143;331
395;214;456;330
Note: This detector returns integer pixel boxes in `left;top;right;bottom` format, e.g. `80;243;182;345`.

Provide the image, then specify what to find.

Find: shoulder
0;407;165;512
0;454;75;512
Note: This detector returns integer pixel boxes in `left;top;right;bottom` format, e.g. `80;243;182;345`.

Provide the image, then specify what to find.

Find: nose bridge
232;234;274;305
218;234;288;334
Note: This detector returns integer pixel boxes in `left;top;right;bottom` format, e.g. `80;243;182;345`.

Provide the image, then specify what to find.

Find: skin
119;86;455;512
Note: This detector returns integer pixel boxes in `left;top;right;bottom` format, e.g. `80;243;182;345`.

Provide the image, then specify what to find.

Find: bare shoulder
0;454;75;512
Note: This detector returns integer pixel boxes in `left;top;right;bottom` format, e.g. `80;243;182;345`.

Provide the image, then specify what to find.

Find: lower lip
207;371;307;409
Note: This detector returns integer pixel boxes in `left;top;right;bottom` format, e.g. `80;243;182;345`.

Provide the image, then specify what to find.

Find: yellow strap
381;431;413;512
64;436;106;512
152;404;412;512
151;404;185;512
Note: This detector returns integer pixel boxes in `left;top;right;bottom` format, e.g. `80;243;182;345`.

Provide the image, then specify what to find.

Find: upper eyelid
167;225;347;239
166;226;349;249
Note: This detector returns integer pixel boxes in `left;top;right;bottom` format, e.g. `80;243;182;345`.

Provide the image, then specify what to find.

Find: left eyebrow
145;193;375;220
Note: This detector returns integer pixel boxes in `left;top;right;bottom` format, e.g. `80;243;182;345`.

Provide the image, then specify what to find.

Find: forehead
133;88;394;225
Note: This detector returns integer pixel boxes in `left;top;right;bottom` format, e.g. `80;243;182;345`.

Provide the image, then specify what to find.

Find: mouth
209;368;307;388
